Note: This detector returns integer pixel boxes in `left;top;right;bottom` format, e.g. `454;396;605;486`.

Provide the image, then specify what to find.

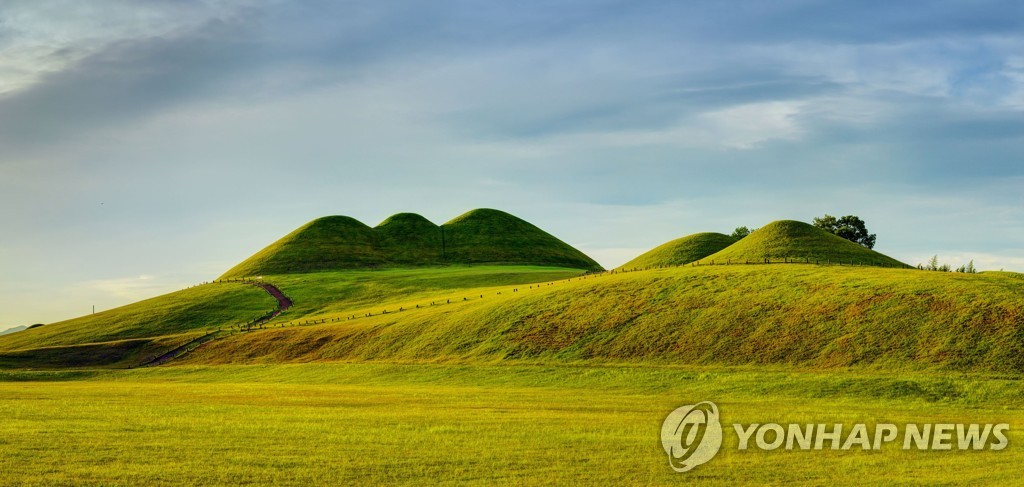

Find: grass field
2;230;1021;484
0;363;1020;485
185;265;1024;373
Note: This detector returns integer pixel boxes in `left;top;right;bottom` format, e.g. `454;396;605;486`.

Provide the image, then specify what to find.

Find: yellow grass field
1;363;1020;485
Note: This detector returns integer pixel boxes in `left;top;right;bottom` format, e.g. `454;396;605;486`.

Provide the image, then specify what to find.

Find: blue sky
2;0;1023;329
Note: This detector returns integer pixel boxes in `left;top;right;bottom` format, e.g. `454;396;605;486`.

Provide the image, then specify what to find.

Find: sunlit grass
0;363;1020;485
189;264;1024;373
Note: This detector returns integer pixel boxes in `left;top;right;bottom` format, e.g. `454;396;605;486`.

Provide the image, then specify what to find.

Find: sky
2;0;1024;330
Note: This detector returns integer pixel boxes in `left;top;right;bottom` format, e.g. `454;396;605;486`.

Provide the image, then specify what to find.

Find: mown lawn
0;363;1020;485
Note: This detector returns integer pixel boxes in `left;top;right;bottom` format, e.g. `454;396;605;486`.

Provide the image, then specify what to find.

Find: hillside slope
0;283;276;351
0;266;587;369
619;232;736;269
183;265;1024;373
703;220;907;267
221;209;601;278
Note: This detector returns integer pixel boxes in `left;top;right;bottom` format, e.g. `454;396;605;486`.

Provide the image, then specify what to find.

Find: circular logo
660;401;723;472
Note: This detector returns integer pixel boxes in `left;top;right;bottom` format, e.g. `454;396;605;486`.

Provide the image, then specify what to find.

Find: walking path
138;281;291;367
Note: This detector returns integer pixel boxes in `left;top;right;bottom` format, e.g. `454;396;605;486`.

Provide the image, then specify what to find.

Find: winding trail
138;281;291;367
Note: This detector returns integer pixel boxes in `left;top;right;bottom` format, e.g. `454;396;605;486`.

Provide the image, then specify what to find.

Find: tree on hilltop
812;214;877;249
730;226;755;239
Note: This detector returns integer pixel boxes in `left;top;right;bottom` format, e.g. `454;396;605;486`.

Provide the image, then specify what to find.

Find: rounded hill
221;216;381;278
440;209;602;271
220;209;602;278
619;232;736;269
702;220;906;267
375;213;444;265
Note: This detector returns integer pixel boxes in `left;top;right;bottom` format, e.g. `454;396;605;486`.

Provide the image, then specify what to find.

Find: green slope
619;232;736;269
0;266;586;369
0;283;276;352
183;265;1024;373
221;209;601;278
261;266;587;319
702;220;907;267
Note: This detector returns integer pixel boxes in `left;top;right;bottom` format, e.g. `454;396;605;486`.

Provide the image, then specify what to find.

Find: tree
923;255;952;272
731;226;754;239
956;260;977;274
812;214;877;249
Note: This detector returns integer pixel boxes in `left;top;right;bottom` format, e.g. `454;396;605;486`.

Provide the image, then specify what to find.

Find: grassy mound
221;209;601;278
619;232;736;269
0;283;276;351
702;220;907;267
221;216;381;277
375;213;444;265
184;265;1024;373
440;209;601;271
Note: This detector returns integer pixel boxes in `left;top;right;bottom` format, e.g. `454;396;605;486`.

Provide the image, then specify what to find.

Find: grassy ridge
0;363;1021;485
221;209;602;278
619;232;736;269
703;220;906;267
0;283;275;351
184;265;1024;372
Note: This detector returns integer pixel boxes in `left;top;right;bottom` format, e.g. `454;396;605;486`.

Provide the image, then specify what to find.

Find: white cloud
697;101;805;149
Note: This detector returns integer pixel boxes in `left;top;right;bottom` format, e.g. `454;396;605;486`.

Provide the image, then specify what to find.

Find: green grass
703;220;907;267
0;283;276;351
263;265;588;319
0;363;1020;485
0;266;585;369
0;332;204;369
221;209;602;278
619;232;736;269
376;212;446;264
185;265;1024;373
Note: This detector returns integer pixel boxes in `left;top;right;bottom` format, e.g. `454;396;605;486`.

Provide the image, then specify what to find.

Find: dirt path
255;282;292;315
138;281;291;367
